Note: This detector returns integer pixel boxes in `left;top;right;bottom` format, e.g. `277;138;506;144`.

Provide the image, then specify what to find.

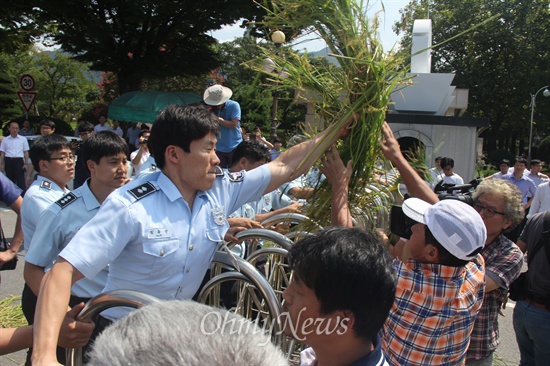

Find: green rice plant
251;0;411;228
0;295;26;328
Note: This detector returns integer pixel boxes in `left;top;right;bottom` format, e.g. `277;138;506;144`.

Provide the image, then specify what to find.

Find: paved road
0;205;522;365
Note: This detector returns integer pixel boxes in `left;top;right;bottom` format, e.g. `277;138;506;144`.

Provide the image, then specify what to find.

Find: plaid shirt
466;234;523;360
382;255;485;366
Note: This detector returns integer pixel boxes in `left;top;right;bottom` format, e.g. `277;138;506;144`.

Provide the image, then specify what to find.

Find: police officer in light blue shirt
25;132;129;304
26;182;108;299
20;134;75;364
22;176;70;252
32;104;346;365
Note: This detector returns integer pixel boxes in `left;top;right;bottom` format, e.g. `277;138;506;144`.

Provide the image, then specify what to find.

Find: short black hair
79;122;94;134
230;140;269;169
440;157;454;168
289;227;397;341
148;104;219;169
81;131;129;167
39;119;56;129
499;159;510;166
30;134;71;172
515;157;528;165
531;159;541;166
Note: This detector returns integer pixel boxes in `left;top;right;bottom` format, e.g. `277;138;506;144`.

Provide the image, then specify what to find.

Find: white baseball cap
402;197;487;260
203;85;232;106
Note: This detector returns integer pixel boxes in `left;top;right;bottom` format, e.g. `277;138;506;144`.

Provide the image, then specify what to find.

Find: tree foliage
216;36;307;138
394;0;550;158
0;4;48;53
0;49;100;121
33;0;266;94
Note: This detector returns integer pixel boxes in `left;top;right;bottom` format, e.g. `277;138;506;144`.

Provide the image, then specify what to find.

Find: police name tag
146;227;171;239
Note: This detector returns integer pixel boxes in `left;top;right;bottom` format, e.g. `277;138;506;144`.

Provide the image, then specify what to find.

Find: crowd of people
0;85;549;365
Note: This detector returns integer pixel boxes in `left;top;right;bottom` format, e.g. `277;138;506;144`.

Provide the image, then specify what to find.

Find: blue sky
210;0;411;52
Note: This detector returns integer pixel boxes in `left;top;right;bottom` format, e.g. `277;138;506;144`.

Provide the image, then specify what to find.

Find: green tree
31;51;99;119
394;0;550;157
34;0;267;94
0;66;19;122
1;49;100;121
0;4;47;53
216;36;307;137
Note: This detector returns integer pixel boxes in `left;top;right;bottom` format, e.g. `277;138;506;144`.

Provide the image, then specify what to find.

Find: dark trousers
4;157;26;191
22;283;93;365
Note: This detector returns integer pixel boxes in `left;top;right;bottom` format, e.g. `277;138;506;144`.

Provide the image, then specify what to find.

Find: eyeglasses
473;203;505;218
48;155;77;164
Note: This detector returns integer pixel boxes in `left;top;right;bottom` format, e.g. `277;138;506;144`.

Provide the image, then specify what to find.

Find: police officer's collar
156;172;183;202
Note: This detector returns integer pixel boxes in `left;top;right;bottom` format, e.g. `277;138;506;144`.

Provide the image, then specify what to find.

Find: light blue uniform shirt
25;180;108;298
134;156;158;180
60;165;271;320
22;175;68;252
253;188;294;214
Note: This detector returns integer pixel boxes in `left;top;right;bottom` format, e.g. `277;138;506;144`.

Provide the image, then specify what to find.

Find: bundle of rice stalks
0;296;26;328
253;0;410;228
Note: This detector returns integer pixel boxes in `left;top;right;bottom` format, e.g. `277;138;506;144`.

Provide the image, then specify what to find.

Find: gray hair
87;300;288;366
472;179;524;232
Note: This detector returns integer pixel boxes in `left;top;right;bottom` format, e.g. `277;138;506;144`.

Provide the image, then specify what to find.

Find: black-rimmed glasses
473;203;505;218
48;155;77;164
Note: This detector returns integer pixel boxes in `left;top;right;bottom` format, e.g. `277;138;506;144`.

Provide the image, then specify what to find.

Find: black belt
4;157;23;160
527;292;550;310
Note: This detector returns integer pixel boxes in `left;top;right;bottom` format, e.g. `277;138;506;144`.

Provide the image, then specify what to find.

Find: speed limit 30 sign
20;74;35;91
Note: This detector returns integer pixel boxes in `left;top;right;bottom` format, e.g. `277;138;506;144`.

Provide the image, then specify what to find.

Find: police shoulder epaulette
128;182;157;200
215;165;224;177
40;180;52;190
228;172;244;182
55;193;77;209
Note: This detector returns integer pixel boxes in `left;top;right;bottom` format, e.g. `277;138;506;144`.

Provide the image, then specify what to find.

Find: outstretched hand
379;122;403;164
320;146;352;189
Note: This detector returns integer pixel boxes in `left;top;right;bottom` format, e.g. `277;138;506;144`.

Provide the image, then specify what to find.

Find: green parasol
108;91;202;123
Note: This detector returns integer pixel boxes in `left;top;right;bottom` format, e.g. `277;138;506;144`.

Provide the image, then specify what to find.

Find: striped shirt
382;255;485;366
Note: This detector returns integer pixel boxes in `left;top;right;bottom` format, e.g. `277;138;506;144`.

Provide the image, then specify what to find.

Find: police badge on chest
211;206;226;225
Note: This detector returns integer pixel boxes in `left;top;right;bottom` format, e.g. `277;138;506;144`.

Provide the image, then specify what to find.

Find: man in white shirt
93;115;111;133
111;120;123;137
129;130;151;176
528;181;550;218
0;121;30;191
525;159;549;187
438;157;464;186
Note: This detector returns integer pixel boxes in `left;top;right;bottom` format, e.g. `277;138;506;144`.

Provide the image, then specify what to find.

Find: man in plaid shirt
381;197;486;365
465;179;524;365
379;122;487;365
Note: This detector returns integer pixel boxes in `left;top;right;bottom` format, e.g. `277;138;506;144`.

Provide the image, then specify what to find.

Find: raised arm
319;146;353;228
379;122;439;204
265;125;347;194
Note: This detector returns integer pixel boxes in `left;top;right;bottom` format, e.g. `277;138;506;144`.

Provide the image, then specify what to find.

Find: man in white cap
323;143;487;365
380;197;487;366
203;84;242;168
379;122;523;365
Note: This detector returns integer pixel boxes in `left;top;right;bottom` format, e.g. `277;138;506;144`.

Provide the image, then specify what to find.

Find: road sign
17;91;37;112
19;74;35;91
